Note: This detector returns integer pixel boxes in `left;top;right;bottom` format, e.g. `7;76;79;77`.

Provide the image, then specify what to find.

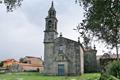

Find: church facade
44;2;97;76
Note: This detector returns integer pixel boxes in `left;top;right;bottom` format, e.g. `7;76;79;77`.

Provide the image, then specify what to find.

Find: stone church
44;2;97;76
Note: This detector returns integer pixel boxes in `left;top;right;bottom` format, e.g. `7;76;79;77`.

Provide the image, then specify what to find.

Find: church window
52;11;54;16
48;20;52;29
48;20;52;25
58;46;64;54
49;11;55;17
49;26;52;29
60;46;63;50
59;50;63;54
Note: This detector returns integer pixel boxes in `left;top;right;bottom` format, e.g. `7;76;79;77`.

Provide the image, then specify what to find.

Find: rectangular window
58;46;64;54
58;50;63;54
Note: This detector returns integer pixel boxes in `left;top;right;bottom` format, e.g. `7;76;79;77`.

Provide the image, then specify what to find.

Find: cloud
0;3;44;60
0;0;109;61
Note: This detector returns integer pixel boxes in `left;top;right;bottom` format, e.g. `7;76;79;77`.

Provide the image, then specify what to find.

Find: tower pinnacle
51;1;54;7
48;1;56;17
49;1;55;12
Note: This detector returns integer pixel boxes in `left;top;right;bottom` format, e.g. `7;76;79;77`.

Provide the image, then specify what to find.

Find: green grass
0;72;100;80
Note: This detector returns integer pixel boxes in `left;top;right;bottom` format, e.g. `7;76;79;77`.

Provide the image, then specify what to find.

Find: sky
0;0;114;61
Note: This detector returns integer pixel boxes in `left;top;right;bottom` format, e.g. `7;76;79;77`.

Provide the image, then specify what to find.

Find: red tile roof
25;56;41;59
3;59;17;62
17;63;43;67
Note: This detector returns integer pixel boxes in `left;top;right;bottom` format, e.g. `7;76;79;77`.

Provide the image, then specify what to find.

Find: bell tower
44;1;58;75
44;1;58;43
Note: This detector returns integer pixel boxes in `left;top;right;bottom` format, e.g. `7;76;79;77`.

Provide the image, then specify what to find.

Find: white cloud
0;3;43;60
0;0;113;61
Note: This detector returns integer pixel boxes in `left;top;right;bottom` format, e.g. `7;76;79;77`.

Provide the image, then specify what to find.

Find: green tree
105;61;120;79
76;0;120;59
0;0;23;12
0;61;3;67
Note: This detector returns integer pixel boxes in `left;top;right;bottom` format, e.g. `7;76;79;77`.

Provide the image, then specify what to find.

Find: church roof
55;36;84;50
25;56;41;59
56;36;78;43
49;1;56;12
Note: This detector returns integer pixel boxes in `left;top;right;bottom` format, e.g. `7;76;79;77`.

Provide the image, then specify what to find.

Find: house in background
10;62;43;72
18;56;44;72
96;53;120;71
20;56;43;65
2;59;18;68
2;56;44;73
99;53;120;69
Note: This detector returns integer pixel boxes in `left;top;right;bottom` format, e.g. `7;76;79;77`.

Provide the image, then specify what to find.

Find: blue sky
0;0;113;61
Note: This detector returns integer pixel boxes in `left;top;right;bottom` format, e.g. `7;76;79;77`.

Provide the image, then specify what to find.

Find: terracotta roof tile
17;63;43;67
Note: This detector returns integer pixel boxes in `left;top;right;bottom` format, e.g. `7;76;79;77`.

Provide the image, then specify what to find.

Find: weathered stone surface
44;1;97;75
44;2;84;76
84;49;97;73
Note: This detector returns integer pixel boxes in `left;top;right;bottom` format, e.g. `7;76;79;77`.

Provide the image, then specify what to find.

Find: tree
105;60;120;79
75;0;120;59
19;58;24;63
0;61;3;67
0;0;23;12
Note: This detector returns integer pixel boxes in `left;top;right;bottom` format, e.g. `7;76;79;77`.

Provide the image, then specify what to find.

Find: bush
105;60;120;79
99;73;119;80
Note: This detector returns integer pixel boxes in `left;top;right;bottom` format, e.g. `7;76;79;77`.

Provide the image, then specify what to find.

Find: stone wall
53;37;84;75
84;49;97;73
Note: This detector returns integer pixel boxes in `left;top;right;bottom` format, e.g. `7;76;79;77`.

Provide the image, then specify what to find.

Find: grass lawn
0;72;100;80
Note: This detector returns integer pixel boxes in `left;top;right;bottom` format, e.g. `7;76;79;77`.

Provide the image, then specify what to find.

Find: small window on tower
52;11;54;16
48;20;52;29
48;20;52;25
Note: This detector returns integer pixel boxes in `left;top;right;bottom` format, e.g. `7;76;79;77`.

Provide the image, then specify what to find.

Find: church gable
55;37;80;45
53;36;84;75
